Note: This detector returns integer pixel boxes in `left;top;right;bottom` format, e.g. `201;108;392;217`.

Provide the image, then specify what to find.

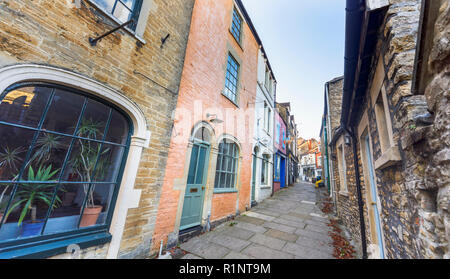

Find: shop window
0;83;130;252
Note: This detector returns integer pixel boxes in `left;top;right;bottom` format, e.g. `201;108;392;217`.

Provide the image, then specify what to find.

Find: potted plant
5;165;61;237
70;118;110;227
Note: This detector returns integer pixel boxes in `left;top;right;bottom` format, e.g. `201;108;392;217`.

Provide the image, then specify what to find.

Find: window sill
374;145;402;170
85;0;147;45
221;92;239;108
229;29;243;51
0;231;112;259
339;191;349;197
214;189;238;194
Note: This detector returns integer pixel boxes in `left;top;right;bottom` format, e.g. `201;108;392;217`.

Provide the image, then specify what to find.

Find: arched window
0;83;131;250
214;139;239;192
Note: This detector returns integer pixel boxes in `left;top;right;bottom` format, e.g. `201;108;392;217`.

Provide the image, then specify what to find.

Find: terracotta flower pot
80;206;103;228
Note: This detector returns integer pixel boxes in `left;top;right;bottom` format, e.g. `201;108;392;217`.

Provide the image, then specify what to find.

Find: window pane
63;139;101;182
76;99;110;140
23;133;72;180
0;182;56;241
79;184;115;228
93;144;125;183
0;124;36;181
43;184;86;235
0;86;52;128
42;89;84;135
0;183;13;226
195;146;207;185
113;2;132;22
187;145;199;184
105;110;129;144
93;0;115;13
219;173;226;188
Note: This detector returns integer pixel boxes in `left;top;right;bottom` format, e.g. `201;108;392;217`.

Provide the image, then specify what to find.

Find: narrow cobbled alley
175;182;350;259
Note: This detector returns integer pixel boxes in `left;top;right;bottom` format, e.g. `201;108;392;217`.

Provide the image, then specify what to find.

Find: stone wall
0;0;195;258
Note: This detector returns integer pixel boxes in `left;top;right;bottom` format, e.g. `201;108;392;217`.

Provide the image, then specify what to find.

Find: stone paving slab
181;253;203;259
207;234;252;252
236;215;266;226
177;182;335;259
241;244;294;259
180;238;230;259
262;222;297;234
245;211;276;222
235;221;267;234
221;226;255;240
295;236;333;253
222;251;256;259
264;229;299;243
249;233;287;250
283;242;334;259
272;217;306;229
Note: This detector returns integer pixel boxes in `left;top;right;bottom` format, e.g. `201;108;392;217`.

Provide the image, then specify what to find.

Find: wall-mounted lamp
206;113;223;124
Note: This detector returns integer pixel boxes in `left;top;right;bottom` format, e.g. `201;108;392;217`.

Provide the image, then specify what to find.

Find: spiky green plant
0;146;25;175
29;134;64;167
5;165;61;226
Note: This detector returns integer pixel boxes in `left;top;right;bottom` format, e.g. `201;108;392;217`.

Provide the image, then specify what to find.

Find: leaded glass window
214;140;239;190
92;0;143;30
224;54;240;103
0;83;130;248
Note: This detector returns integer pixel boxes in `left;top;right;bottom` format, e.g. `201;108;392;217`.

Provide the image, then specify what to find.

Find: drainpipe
345;126;368;259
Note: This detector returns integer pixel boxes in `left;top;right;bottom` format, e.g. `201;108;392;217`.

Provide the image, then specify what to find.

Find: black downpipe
345;126;368;259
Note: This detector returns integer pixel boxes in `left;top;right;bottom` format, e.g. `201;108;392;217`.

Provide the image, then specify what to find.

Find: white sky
242;0;346;140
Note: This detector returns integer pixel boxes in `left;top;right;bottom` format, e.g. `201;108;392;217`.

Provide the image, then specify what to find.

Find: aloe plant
5;165;61;226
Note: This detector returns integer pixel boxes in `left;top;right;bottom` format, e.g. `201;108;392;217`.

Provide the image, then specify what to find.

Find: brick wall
0;0;195;258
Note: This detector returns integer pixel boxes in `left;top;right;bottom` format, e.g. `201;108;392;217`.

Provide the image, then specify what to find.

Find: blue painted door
180;143;210;230
280;157;286;188
365;135;385;258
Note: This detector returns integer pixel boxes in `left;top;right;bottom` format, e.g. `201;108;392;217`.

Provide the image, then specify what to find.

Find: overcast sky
242;0;346;140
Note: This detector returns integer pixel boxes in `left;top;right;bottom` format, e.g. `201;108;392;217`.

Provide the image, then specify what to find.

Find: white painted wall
251;49;275;202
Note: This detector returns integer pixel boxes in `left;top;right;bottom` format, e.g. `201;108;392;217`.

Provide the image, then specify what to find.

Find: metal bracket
89;19;134;46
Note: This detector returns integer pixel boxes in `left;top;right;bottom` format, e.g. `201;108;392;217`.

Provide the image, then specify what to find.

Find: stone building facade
320;76;343;197
327;0;449;259
0;0;194;259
